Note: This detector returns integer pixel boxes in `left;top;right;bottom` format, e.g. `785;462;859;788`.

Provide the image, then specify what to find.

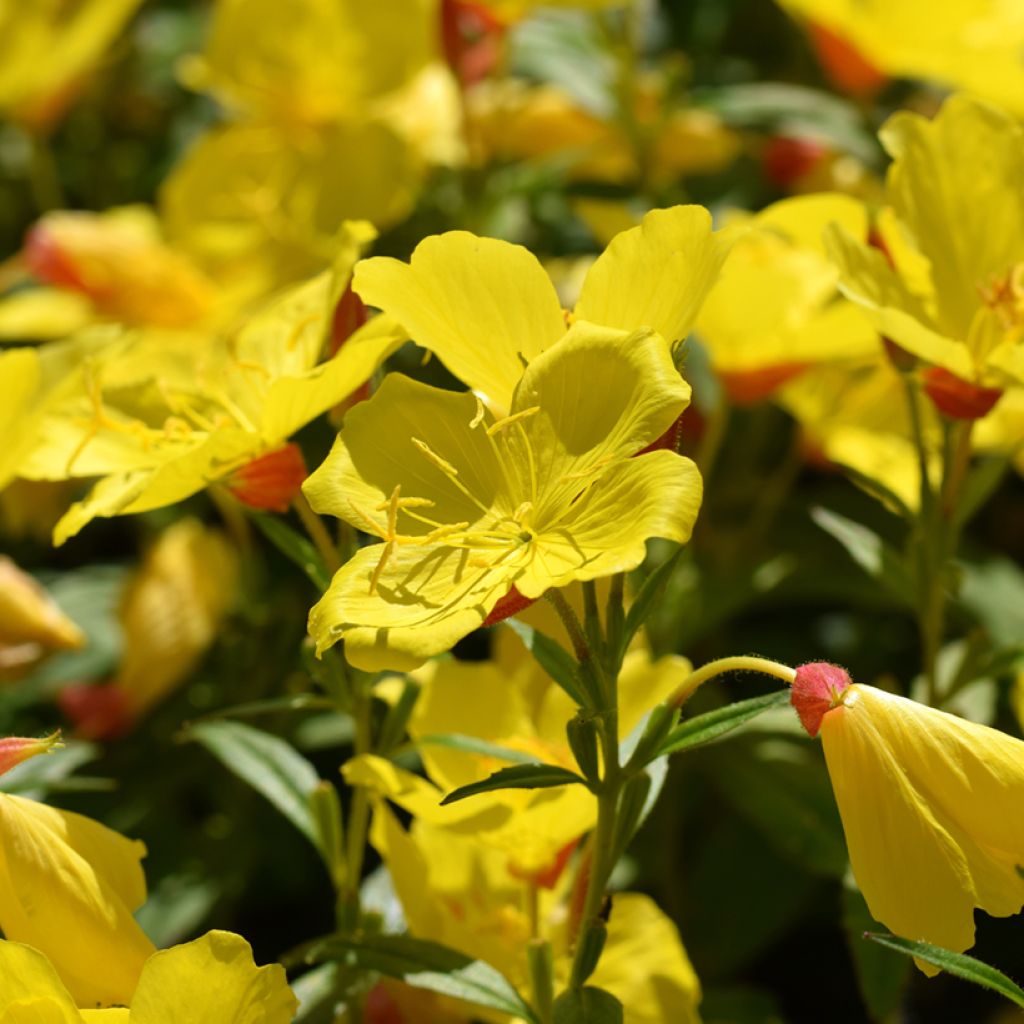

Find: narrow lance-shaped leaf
308;933;538;1021
864;933;1024;1010
657;690;790;757
188;719;322;852
505;618;588;706
620;546;683;656
440;763;587;806
250;511;331;591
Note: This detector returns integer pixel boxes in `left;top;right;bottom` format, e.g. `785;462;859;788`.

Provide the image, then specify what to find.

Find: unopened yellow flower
0;556;84;657
0;930;297;1021
305;324;702;670
697;193;878;403
352;205;729;412
793;662;1024;972
0;0;143;131
827;95;1024;398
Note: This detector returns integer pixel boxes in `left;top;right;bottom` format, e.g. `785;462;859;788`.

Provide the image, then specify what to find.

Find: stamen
412;437;459;477
486;406;540;437
470;395;487;429
369;540;394;595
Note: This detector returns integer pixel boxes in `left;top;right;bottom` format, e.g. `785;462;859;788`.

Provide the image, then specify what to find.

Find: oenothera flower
305;324;702;670
371;803;701;1024
775;0;1024;114
347;616;689;875
792;663;1024;972
17;224;402;543
352;204;728;413
0;748;155;1006
0;930;297;1021
697;193;878;404
827;95;1024;415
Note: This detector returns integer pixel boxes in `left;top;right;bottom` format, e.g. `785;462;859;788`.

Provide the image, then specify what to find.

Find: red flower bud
807;22;887;97
638;411;686;455
329;280;368;357
59;683;133;741
719;362;809;404
0;732;62;777
923;367;1003;420
762;136;827;188
226;444;308;513
365;983;405;1024
441;0;506;87
791;661;852;738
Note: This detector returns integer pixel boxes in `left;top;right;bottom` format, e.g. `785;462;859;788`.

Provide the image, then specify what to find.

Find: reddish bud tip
226;444;308;513
791;662;852;737
0;732;62;777
441;0;506;87
329;280;369;357
365;983;405;1024
483;585;536;626
923;367;1003;420
762;136;827;188
638;411;686;455
808;22;887;97
59;683;134;740
23;223;86;291
719;362;810;405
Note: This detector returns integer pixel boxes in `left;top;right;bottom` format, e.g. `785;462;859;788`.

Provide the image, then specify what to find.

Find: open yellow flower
371;802;701;1024
305;323;702;670
346;618;689;875
793;662;1024;972
697;193;878;404
352;204;729;412
827;95;1024;408
14;224;402;543
0;930;297;1021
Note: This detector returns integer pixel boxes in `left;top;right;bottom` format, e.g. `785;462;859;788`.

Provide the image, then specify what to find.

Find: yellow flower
827;95;1024;407
776;0;1024;115
352;205;729;412
15;224;402;543
0;930;297;1021
305;323;702;671
792;662;1024;972
346;616;689;875
697;193;878;404
370;802;701;1024
0;792;154;1007
0;0;143;131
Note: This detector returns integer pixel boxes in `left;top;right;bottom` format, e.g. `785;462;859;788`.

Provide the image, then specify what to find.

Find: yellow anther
513;501;534;524
486;406;540;437
412;437;459;477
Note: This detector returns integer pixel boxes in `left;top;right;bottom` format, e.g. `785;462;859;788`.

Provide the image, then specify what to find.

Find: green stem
340;681;373;928
293;493;342;576
27;132;64;213
672;655;796;706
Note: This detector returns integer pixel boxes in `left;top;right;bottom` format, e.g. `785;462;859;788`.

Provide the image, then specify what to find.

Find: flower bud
807;22;887;97
762;136;827;188
0;557;85;652
791;661;852;737
483;584;536;626
226;444;308;513
0;731;61;777
923;367;1003;420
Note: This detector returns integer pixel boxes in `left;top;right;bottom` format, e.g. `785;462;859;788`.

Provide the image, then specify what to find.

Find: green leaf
811;506;912;603
843;887;910;1020
955;457;1010;527
864;933;1024;1009
192;695;337;722
417;733;539;765
0;741;100;799
621;547;682;656
657;690;790;757
250;511;331;591
505;618;587;706
440;763;587;806
187;720;322;852
553;986;623;1024
308;933;537;1020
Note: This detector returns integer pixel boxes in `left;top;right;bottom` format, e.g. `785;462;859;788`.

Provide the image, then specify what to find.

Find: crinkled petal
575;205;728;345
353;231;566;410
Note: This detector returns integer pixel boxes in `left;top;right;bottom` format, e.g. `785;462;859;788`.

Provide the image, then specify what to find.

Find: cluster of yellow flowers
4;0;1024;1021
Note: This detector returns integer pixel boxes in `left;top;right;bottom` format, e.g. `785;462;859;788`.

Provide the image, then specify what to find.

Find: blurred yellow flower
697;193;879;404
827;95;1024;414
0;0;143;131
0;930;297;1021
793;662;1024;973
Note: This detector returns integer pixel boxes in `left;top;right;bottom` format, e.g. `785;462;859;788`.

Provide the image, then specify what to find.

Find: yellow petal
0;942;82;1023
575;205;729;346
128;931;297;1024
0;795;154;1007
353;232;566;411
0;289;93;342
